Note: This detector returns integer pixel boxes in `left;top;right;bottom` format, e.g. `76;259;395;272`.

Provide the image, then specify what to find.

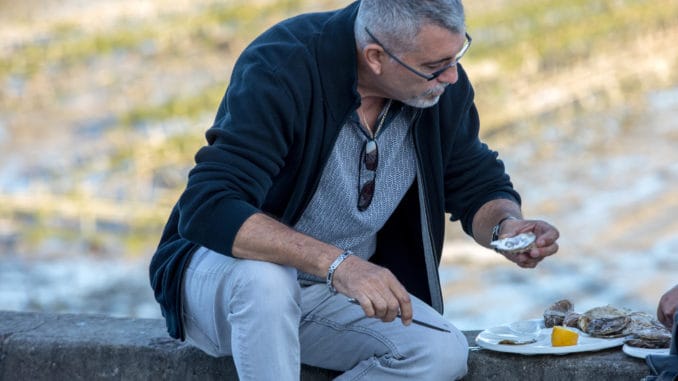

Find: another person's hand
497;219;559;268
657;284;678;329
333;255;413;326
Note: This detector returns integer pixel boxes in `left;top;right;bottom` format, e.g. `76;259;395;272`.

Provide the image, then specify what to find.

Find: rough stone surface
0;311;652;380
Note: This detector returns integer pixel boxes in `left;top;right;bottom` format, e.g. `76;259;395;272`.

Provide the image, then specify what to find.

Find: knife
347;298;451;333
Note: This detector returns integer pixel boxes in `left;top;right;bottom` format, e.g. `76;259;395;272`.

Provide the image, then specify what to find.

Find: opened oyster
490;232;536;254
544;299;574;328
623;312;671;348
577;305;631;338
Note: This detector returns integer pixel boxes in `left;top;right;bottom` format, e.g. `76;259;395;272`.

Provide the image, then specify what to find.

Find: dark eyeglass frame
357;139;378;211
364;27;472;81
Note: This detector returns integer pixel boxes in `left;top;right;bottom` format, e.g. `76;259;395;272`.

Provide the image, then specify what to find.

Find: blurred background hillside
0;0;676;329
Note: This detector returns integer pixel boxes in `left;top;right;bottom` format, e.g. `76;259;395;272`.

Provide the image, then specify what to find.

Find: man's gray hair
355;0;466;53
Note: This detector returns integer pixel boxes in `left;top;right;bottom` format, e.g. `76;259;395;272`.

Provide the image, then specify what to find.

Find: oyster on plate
577;305;631;338
490;232;536;254
622;312;671;348
624;328;671;349
543;299;574;328
563;311;582;328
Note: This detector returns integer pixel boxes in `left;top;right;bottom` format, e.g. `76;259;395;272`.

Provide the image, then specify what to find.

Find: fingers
509;240;558;268
538;230;559;247
500;220;558;246
657;307;673;329
512;252;542;268
528;242;559;259
500;240;557;268
500;219;559;268
336;258;412;324
353;288;411;324
657;285;678;329
367;277;411;324
364;292;400;322
657;301;675;329
394;289;413;325
515;220;558;249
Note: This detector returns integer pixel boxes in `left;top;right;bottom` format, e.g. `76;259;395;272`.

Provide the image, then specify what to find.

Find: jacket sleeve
176;29;312;256
441;66;521;237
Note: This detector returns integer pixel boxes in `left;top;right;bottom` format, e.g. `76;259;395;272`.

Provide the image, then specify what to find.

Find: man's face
378;25;468;108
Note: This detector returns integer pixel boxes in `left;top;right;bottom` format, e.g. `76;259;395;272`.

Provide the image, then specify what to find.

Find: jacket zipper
412;111;444;313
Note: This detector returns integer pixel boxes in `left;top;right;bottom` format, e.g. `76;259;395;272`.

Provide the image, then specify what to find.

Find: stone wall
0;311;651;380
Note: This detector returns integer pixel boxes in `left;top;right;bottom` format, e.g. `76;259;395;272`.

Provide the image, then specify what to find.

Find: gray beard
404;95;442;108
403;84;448;108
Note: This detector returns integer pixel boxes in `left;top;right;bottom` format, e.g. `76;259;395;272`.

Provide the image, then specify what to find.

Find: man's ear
363;44;385;75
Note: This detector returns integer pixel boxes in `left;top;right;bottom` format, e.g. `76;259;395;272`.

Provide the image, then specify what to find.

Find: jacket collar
315;2;361;125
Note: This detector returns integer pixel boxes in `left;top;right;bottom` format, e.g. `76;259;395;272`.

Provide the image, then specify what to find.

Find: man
150;0;560;379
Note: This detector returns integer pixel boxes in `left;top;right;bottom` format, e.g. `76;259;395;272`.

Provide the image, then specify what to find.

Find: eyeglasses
365;27;472;81
357;139;378;211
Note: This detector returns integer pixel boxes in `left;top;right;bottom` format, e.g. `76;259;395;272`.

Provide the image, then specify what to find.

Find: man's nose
436;64;459;84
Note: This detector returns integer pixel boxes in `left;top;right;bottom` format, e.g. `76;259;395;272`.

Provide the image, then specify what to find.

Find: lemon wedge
551;326;579;346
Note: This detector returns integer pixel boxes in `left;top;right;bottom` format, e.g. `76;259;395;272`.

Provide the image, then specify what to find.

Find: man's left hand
497;219;559;268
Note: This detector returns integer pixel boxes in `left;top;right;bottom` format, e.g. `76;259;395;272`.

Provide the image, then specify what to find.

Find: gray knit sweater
295;103;417;284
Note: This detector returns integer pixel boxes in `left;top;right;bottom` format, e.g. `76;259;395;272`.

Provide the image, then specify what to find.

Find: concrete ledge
0;311;651;380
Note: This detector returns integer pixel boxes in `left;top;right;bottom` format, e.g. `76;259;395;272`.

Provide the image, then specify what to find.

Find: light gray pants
181;247;468;380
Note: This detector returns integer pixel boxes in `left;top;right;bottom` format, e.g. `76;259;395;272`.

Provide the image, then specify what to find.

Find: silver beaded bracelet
326;250;353;294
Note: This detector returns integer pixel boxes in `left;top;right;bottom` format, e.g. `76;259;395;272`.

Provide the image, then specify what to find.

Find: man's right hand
332;255;413;326
658;284;678;329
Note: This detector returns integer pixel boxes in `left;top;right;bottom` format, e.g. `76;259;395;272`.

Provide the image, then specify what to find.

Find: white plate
475;319;626;355
622;344;670;359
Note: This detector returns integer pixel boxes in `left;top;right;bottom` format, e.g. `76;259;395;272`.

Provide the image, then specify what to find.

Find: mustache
422;83;449;97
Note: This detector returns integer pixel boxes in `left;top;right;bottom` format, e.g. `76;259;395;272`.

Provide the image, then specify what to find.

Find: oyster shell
624;328;671;349
577;305;631;338
543;299;574;328
490;232;536;254
622;312;671;348
623;311;668;333
563;311;582;328
542;300;671;347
